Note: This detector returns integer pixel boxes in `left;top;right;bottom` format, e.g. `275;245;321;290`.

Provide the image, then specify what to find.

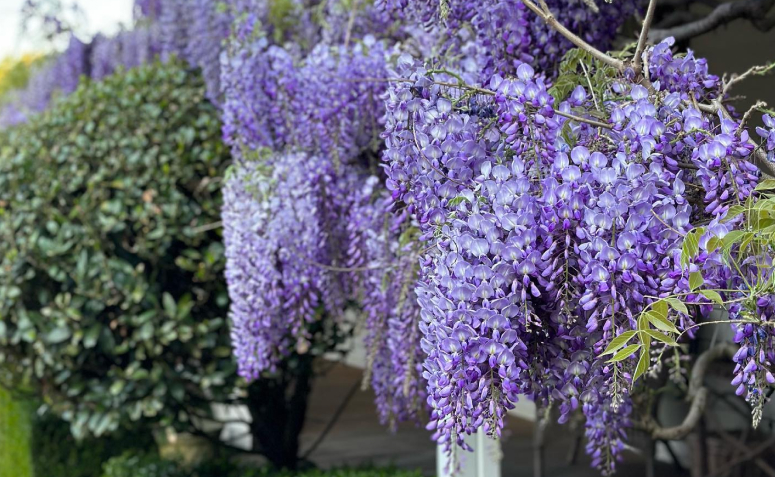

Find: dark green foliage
101;452;425;477
0;60;236;438
102;452;181;477
547;48;619;104
258;469;425;477
31;414;154;477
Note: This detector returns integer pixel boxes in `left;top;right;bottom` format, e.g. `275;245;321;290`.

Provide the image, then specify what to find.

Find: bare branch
191;220;223;234
555;109;612;129
343;0;361;48
654;11;699;29
520;0;624;70
706;419;775;477
707;435;775;477
738;100;768;135
581;0;599;13
724;62;775;96
650;0;775;43
634;0;659;75
687;343;736;398
641;344;736;441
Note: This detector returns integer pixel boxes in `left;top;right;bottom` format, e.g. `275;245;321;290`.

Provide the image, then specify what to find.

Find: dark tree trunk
245;354;315;470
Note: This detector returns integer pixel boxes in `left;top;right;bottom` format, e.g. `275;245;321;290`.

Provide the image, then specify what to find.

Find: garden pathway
298;363;685;477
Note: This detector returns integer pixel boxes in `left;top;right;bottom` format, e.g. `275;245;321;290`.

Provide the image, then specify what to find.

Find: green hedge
31;414;154;477
102;452;425;477
0;59;235;438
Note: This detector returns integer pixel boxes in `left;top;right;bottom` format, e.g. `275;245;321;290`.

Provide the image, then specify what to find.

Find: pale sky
0;0;134;58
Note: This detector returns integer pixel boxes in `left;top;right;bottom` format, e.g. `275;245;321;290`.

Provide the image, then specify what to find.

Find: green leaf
45;327;72;344
664;297;688;315
652;300;668;319
707;236;721;253
645;311;679;334
689;271;704;291
755;179;775;191
700;289;724;305
83;324;101;349
138;322;154;341
641;329;678;346
721;205;746;223
607;344;641;363
681;228;702;267
600;330;638;356
162;292;176;319
109;380;125;396
632;348;651;384
722;230;749;250
447;196;471;207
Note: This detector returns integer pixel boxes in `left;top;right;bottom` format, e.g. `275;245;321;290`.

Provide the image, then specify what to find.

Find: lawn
0;387;32;477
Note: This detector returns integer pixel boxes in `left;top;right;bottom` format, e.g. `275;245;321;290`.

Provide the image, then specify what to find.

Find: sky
0;0;134;58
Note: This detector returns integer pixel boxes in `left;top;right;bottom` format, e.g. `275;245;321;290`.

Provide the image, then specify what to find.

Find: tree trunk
245;354;315;470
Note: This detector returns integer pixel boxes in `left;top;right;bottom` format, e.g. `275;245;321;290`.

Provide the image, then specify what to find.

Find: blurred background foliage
0;53;45;105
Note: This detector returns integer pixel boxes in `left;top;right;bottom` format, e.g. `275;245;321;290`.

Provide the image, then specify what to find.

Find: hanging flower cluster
219;12;427;413
381;32;773;471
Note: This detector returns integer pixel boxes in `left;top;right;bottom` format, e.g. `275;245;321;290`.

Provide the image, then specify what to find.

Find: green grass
0;388;33;477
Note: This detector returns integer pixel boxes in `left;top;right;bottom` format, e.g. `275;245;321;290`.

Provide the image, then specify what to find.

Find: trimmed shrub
0;60;235;438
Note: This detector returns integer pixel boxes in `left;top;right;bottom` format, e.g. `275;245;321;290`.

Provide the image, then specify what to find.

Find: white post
437;429;502;477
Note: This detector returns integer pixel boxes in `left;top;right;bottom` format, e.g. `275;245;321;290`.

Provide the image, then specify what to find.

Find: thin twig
707;435;775;477
707;412;775;477
579;61;600;111
520;0;624;70
724;62;775;96
310;260;396;273
191;221;223;234
555;109;612;129
738;100;768;135
343;0;360;49
634;0;658;76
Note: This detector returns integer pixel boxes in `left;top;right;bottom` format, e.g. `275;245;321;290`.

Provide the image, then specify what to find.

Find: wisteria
0;0;231;125
6;0;775;474
0;34;89;126
216;0;775;473
378;26;775;469
377;0;637;79
355;185;427;428
0;28;161;126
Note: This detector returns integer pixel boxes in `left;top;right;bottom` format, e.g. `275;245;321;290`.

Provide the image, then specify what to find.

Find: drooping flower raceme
382;37;768;473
